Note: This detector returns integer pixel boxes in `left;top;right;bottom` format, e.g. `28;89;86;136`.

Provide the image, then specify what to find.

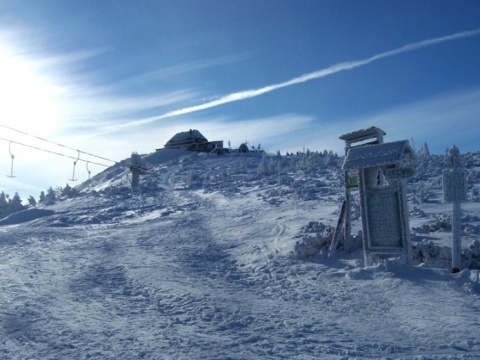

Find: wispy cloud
293;87;480;154
118;54;251;87
58;89;197;127
56;55;251;127
105;28;480;133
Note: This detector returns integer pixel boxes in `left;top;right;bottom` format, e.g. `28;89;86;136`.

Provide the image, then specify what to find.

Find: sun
0;44;61;137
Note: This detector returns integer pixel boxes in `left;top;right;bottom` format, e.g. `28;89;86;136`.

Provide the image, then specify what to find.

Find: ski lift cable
0;137;111;167
0;123;118;164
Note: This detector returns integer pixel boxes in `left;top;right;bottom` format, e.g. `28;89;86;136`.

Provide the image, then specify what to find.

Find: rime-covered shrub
294;220;363;258
257;154;272;175
412;239;480;269
411;214;451;234
411;240;452;268
410;182;434;204
186;170;202;188
294;222;334;258
143;178;161;191
468;186;480;202
464;240;480;269
102;185;131;196
410;206;427;218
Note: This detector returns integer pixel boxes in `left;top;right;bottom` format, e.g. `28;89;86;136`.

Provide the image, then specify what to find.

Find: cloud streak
293;87;480;155
101;28;480;134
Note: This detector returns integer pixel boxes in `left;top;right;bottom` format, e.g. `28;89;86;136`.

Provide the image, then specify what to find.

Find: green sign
345;170;359;188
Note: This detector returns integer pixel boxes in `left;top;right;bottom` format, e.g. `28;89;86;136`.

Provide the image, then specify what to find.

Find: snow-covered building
238;143;249;153
157;129;223;153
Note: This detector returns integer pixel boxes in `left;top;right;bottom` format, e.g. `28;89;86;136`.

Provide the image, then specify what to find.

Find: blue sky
1;0;480;199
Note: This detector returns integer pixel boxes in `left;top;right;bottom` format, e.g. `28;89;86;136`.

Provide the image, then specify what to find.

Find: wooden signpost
338;131;417;266
443;145;467;273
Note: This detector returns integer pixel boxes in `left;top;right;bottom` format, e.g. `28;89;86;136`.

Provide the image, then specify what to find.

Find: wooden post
442;145;467;273
452;201;462;272
330;200;347;256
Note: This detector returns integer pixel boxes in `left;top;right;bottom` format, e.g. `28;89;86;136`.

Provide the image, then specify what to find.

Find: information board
366;191;403;248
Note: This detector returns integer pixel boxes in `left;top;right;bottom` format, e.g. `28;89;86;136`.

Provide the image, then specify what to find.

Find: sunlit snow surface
1;150;480;359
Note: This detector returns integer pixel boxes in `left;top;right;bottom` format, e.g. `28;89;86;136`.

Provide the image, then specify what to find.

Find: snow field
1;151;480;359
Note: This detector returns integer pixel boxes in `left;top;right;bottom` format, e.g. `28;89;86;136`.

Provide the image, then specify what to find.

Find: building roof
165;129;208;147
342;140;417;170
339;126;386;142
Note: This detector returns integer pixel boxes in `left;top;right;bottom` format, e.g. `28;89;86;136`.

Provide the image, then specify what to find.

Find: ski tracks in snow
1;155;480;358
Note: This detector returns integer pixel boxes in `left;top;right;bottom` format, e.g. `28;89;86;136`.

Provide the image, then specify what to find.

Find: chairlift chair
70;150;80;181
86;161;91;180
7;142;16;178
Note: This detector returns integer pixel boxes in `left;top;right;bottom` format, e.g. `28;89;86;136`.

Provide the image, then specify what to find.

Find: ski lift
7;142;16;178
70;150;80;181
86;161;91;180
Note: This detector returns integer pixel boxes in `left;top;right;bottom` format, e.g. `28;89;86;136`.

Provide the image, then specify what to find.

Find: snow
1;150;480;359
343;140;415;170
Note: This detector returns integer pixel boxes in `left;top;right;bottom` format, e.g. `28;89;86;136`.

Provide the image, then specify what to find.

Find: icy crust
1;151;480;358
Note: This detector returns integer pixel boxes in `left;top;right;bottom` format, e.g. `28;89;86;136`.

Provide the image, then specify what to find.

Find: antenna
7;142;16;178
70;150;80;181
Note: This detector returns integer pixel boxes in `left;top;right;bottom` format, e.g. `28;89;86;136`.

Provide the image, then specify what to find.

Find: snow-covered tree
44;187;56;205
8;193;24;213
257;153;271;175
418;142;430;158
0;191;8;216
61;183;78;198
38;191;46;205
445;145;463;168
27;195;37;207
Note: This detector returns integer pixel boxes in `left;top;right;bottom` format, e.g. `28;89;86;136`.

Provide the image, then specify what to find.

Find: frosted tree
9;193;24;213
45;187;57;205
27;195;37;207
445;145;463;168
257;153;271;175
38;191;46;204
61;183;78;198
0;191;8;216
418;142;430;158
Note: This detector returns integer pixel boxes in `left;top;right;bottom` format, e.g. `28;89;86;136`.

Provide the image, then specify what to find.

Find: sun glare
0;45;61;137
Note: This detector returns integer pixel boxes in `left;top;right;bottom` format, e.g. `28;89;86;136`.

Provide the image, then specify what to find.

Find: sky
0;0;480;200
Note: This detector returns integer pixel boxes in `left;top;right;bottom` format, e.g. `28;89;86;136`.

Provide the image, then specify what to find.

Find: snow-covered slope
1;150;480;359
